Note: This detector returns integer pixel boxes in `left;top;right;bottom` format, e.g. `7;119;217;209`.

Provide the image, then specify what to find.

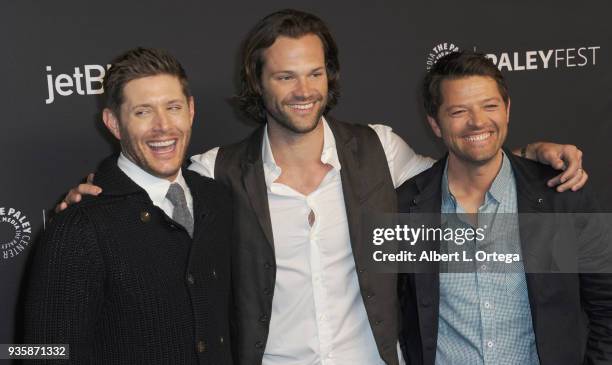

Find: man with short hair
59;10;588;365
397;51;612;365
25;47;233;364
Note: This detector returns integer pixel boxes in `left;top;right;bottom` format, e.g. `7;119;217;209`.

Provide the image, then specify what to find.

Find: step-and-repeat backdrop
1;0;610;353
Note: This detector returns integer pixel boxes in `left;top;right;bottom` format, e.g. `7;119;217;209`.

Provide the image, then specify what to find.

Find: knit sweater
23;156;234;364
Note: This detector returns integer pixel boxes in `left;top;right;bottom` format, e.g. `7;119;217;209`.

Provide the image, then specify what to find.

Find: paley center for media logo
45;64;111;104
1;206;32;260
426;42;601;71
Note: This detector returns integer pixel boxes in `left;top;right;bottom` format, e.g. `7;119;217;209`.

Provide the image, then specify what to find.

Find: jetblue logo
45;64;112;104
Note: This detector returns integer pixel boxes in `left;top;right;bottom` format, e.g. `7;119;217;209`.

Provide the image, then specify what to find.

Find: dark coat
396;150;612;365
23;156;234;365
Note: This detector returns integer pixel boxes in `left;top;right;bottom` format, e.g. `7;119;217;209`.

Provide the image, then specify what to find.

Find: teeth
465;132;492;142
288;103;314;110
148;140;176;147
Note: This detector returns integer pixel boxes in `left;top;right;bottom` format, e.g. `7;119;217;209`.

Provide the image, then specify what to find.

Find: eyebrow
129;99;186;110
445;97;503;109
165;99;186;105
272;67;325;75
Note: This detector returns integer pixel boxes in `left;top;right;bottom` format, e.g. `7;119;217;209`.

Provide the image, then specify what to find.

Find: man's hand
54;173;103;213
519;142;588;192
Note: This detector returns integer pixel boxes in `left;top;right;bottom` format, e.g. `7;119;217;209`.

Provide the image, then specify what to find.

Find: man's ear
426;115;442;138
506;98;511;124
102;108;121;140
188;96;195;127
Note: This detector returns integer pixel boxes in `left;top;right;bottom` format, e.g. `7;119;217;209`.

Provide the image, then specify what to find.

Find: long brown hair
235;9;341;124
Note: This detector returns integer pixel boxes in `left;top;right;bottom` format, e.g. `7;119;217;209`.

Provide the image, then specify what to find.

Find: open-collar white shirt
190;118;433;364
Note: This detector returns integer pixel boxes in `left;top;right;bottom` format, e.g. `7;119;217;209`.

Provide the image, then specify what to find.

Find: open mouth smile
464;132;493;143
146;139;177;154
287;102;315;113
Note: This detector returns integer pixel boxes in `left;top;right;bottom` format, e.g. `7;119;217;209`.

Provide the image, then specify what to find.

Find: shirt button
140;211;151;223
187;273;195;285
212;268;217;279
259;314;269;323
255;341;264;349
484;301;491;309
264;262;273;269
480;264;487;271
196;340;206;353
487;341;494;348
367;292;376;300
219;336;224;344
263;288;272;296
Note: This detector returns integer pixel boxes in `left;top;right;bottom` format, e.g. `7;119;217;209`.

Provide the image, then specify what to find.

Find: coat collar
93;155;145;197
410;148;551;213
93;154;212;218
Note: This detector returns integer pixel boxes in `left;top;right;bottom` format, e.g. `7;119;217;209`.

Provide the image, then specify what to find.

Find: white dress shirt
189;119;434;364
117;153;193;218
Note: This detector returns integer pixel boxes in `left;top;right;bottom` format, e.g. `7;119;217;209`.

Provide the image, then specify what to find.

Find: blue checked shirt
437;153;540;365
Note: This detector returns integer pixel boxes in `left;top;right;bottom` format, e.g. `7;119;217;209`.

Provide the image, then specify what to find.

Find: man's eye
135;110;149;117
451;110;466;117
311;72;323;78
168;105;182;111
277;75;293;81
484;104;499;110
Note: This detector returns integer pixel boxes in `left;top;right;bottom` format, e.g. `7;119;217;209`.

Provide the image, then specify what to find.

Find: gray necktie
166;183;194;237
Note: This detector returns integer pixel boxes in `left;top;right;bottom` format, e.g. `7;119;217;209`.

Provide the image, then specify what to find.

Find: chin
146;163;182;180
464;151;501;165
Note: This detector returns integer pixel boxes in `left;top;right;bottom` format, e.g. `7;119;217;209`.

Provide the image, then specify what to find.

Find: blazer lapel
241;127;275;251
334;132;368;262
406;158;446;364
506;151;554;347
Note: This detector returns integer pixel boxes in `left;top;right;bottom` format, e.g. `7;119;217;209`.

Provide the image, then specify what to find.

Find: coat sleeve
576;188;612;364
23;207;104;364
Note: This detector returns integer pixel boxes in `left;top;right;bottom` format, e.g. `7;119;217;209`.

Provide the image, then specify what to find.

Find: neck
446;150;503;206
120;151;179;183
266;118;325;168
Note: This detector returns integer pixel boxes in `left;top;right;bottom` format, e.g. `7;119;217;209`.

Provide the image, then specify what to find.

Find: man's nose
293;77;313;99
152;109;171;130
468;108;488;128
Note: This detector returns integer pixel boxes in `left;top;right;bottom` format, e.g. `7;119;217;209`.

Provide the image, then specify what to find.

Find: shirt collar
261;117;341;186
488;151;513;204
441;151;513;211
117;153;188;206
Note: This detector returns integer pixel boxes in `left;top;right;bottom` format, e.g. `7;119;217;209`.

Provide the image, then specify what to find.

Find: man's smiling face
428;75;510;166
259;34;328;134
105;74;194;181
